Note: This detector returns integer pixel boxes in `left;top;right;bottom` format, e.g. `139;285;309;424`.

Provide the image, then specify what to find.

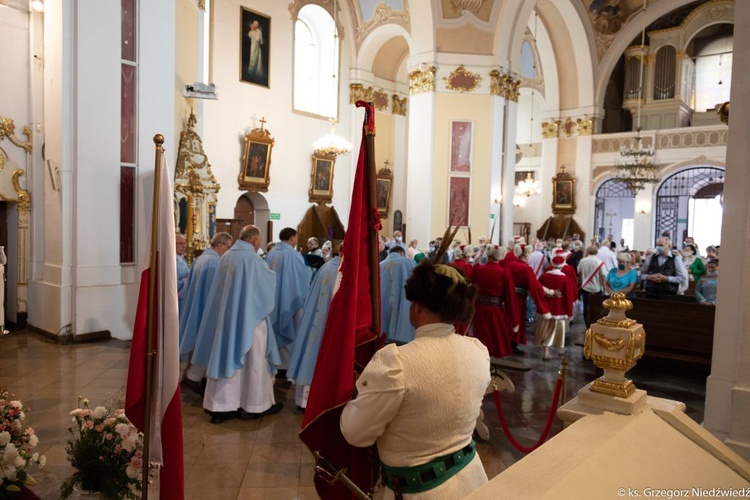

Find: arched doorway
655;166;724;246
594;180;636;244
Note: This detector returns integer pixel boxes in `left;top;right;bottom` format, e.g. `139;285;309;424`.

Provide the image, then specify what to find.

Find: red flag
299;102;381;498
125;148;185;499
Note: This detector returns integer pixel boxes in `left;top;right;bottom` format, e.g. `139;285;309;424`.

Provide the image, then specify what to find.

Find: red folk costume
450;249;473;335
471;257;519;358
507;258;551;345
534;256;577;350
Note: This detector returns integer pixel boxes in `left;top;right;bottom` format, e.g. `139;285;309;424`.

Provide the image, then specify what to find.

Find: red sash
581;262;604;289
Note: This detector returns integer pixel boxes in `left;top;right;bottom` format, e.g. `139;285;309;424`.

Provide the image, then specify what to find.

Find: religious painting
309;154;336;204
552;169;576;214
449;177;470;226
239;123;274;192
515;170;534;185
376;178;392;218
450;121;472;172
240;7;271;88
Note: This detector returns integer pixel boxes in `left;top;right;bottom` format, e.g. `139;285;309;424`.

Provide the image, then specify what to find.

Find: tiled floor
0;316;706;499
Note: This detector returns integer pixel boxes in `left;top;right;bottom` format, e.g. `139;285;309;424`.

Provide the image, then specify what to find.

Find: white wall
202;0;356;241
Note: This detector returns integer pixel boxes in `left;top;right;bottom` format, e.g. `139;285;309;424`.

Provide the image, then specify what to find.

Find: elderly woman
341;261;490;499
604;252;638;299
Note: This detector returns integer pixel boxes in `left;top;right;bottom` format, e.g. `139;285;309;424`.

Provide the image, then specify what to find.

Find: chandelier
613;0;659;196
515;172;541;197
313;118;352;157
615;126;660;194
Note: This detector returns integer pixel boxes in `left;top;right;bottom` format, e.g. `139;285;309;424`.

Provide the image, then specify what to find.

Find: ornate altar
174;112;221;264
0;114;32;326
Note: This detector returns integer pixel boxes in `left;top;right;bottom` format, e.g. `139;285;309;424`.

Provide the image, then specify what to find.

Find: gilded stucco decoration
441;0;493;22
541;119;560;139
0;116;32;154
353;0;411;46
349;84;406;115
392;95;407;116
174;112;221;264
409;66;436;95
443;65;482;93
489;70;519;101
541;115;595;138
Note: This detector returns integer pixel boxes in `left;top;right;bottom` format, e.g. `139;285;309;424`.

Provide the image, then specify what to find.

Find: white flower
3;443;18;461
10;401;22;409
18;411;25;420
125;465;139;479
92;406;107;419
31;452;38;462
121;435;137;452
13;455;24;467
0;431;10;446
28;434;38;447
69;408;82;416
38;455;45;467
115;423;130;437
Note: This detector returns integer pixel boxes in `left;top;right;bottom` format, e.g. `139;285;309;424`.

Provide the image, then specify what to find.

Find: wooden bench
587;292;715;365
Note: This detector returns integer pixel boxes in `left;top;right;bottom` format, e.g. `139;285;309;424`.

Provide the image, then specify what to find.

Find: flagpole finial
153;134;164;145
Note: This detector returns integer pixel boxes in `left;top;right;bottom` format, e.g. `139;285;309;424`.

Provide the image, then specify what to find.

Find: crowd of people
171;226;720;497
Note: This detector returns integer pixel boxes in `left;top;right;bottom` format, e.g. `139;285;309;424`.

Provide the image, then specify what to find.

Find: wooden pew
587;293;715;365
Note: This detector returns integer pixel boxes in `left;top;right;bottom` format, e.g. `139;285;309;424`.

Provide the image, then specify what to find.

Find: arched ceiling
372;36;409;81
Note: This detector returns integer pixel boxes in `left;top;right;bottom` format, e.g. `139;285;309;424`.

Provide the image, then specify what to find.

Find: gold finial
603;292;633;312
259;117;267;131
153;134;165;145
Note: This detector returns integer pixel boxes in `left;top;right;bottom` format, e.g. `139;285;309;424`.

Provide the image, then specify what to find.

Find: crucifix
605;209;617;235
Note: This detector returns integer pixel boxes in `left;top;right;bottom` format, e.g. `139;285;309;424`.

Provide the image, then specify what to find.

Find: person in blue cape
176;233;190;312
287;248;341;410
178;232;234;395
265;227;312;369
190;225;283;424
380;245;417;344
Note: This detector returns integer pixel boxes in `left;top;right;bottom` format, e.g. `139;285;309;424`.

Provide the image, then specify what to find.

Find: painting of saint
244;142;269;180
240;8;271;87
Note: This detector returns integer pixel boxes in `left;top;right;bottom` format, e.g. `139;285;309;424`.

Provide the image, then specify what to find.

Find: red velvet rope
492;376;563;453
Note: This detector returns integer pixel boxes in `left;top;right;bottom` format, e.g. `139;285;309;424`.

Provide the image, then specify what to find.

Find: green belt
380;441;476;495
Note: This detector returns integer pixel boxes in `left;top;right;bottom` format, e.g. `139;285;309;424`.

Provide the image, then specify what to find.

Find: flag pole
362;103;381;340
140;134;164;500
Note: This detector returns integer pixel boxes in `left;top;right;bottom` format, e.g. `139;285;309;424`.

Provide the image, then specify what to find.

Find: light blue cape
178;247;220;359
380;252;417;344
265;241;312;348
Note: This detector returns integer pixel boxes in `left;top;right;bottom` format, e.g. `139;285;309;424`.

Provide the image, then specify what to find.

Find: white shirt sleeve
340;345;405;448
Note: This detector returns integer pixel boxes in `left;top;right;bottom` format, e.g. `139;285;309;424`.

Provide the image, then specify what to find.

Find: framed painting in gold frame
239;125;274;192
551;170;576;214
308;154;335;204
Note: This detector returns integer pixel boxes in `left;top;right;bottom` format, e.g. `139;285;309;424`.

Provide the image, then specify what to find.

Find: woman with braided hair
341;260;491;499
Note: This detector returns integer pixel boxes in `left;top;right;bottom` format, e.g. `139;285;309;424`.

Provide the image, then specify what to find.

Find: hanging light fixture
614;0;659;196
515;172;541;197
313;0;352;158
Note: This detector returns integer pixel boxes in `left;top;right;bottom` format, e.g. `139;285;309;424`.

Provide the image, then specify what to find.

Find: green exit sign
490;213;496;219
270;213;281;220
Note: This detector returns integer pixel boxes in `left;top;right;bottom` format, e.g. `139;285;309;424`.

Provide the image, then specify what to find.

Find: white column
501;99;518;245
703;0;750;460
488;96;506;244
405;92;436;249
575;134;593;238
540;136;559;232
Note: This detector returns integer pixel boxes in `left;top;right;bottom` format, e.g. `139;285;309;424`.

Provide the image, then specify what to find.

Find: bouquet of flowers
60;397;144;500
0;389;45;498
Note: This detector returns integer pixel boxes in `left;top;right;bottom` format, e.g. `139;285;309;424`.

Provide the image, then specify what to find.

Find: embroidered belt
514;287;529;296
381;441;476;495
476;294;504;306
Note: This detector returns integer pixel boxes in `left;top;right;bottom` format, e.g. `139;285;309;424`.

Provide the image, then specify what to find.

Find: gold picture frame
552;168;576;214
308;153;336;204
239;122;274;192
376;161;393;218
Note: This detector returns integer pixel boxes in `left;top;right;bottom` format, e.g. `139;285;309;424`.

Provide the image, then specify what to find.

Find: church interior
1;0;750;497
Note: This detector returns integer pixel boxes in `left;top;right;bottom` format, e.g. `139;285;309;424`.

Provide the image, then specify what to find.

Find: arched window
519;41;537;79
594;180;635;242
293;5;338;118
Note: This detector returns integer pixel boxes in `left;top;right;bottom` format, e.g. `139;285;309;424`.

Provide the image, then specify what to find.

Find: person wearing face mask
640;236;688;298
682;243;706;283
604;252;638;299
696;259;719;306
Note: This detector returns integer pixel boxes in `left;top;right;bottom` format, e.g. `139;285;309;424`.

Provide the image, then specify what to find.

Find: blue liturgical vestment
265;241;312;348
176;254;190;312
178;247;220;359
190;239;281;379
380;252;417;344
287;256;340;386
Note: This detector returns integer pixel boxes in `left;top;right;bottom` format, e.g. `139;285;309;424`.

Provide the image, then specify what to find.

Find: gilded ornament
349;83;374;104
593;332;626;351
392;95;407;116
0;116;32;154
541;120;560;139
443;65;482;93
409;66;436;95
576;116;595;136
373;89;389;111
